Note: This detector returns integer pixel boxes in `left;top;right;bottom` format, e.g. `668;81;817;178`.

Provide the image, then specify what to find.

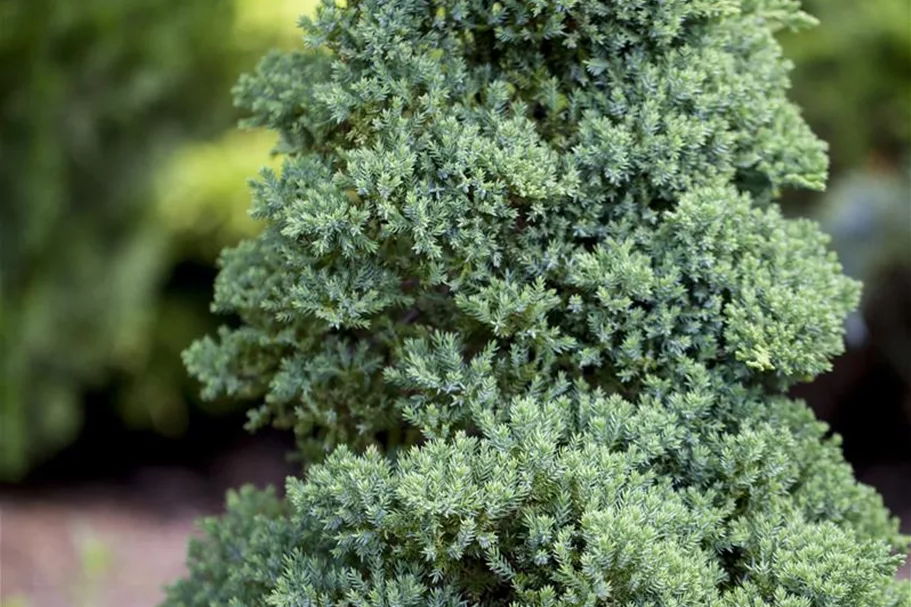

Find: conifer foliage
165;1;911;605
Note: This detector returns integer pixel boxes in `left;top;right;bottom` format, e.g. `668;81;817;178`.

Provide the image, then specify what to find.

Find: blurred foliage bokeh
780;0;910;175
0;0;907;482
780;0;910;428
780;0;910;263
0;0;313;480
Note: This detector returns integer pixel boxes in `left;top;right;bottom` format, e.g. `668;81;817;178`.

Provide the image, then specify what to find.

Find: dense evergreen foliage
166;1;910;605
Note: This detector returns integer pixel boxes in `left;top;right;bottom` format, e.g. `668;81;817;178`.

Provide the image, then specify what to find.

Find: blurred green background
0;0;908;485
780;0;911;519
0;0;311;481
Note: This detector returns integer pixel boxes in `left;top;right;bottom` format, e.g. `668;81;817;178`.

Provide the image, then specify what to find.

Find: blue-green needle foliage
167;0;911;605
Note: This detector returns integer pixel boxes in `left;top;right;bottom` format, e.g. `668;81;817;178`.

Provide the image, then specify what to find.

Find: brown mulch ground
1;492;198;607
1;439;293;607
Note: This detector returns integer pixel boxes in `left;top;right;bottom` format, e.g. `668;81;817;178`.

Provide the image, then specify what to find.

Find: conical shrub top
189;0;851;449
